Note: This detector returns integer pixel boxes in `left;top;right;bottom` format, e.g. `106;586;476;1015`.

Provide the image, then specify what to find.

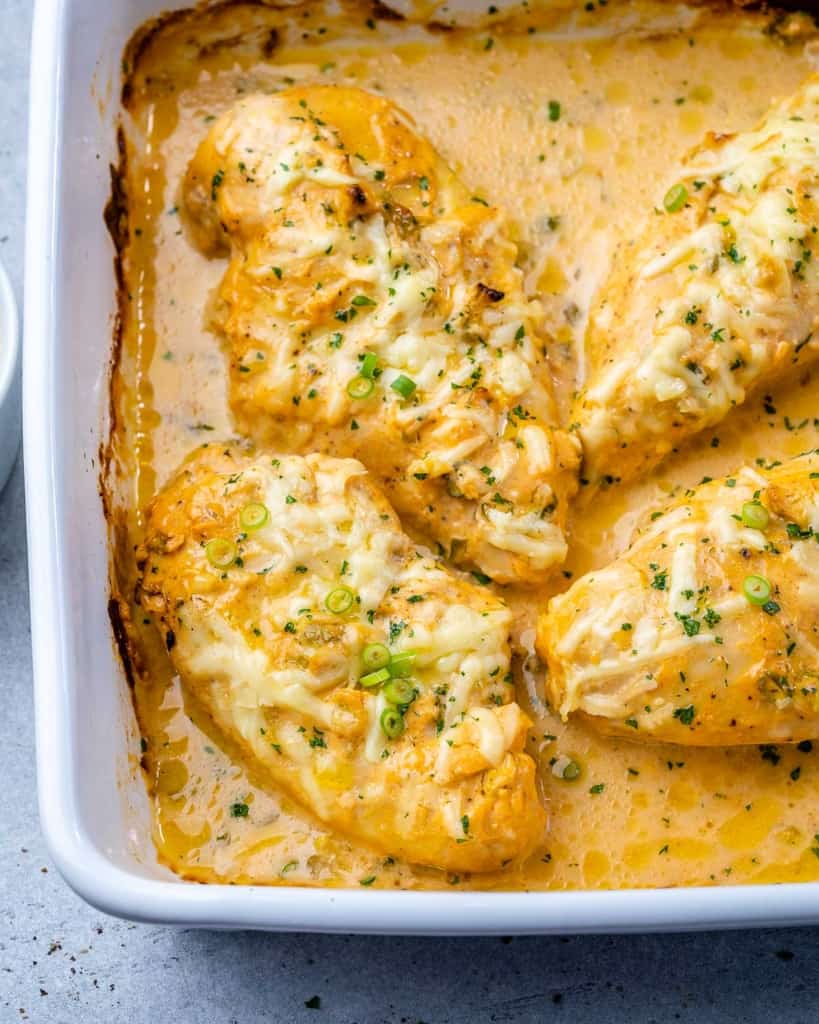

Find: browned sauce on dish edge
109;0;819;889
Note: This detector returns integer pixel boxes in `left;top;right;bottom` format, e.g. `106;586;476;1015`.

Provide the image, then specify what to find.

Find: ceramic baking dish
25;0;819;933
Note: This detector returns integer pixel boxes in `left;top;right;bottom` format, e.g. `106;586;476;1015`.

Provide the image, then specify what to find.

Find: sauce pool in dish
108;0;819;889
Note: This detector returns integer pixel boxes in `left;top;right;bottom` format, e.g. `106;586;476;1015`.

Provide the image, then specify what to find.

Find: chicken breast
182;85;580;585
137;443;545;871
574;73;819;487
537;449;819;746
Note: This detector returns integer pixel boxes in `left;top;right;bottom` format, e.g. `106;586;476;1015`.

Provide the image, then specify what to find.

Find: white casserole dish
25;0;819;933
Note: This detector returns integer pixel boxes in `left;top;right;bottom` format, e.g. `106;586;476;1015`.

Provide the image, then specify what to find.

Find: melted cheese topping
540;452;819;744
138;444;543;871
577;72;819;485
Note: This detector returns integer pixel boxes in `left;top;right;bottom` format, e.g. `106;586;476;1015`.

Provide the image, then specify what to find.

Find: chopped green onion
741;501;769;531
380;707;405;739
743;574;772;605
383;678;416;706
205;538;237;569
390;374;417;399
239;502;269;530
346;375;374;399
361;643;391;671
360;667;390;689
351;294;375;307
388;651;416;678
325;585;356;614
359;352;379;378
663;183;688;213
561;759;581;781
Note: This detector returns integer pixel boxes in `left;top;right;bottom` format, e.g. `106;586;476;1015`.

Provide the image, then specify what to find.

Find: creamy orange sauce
110;0;819;889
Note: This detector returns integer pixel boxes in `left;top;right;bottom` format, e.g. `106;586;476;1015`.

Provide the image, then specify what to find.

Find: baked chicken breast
137;444;545;871
574;73;819;486
538;450;819;746
182;85;580;585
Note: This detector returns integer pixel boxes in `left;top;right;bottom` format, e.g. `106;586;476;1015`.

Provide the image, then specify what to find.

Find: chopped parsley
672;705;696;726
210;168;225;200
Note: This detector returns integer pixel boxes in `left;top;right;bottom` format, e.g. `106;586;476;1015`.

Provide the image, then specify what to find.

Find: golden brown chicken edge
101;0;819;883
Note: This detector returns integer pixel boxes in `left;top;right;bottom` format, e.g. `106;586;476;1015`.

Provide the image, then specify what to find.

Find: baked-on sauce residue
109;0;819;889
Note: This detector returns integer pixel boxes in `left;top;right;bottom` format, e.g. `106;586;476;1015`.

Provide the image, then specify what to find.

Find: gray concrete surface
3;1;819;1021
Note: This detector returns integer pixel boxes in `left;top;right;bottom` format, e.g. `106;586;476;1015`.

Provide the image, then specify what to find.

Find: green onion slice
390;374;417;399
360;667;390;688
388;651;417;678
205;537;237;569
359;352;379;378
743;574;772;605
741;501;769;531
239;502;269;530
346;375;374;399
561;759;581;781
383;678;416;706
361;643;391;672
663;183;688;213
325;585;356;615
380;707;405;739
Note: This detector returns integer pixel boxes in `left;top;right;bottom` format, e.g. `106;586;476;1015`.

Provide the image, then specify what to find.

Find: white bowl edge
0;254;22;491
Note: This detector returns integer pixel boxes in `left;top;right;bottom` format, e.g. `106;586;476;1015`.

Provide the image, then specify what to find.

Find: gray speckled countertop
3;2;819;1021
